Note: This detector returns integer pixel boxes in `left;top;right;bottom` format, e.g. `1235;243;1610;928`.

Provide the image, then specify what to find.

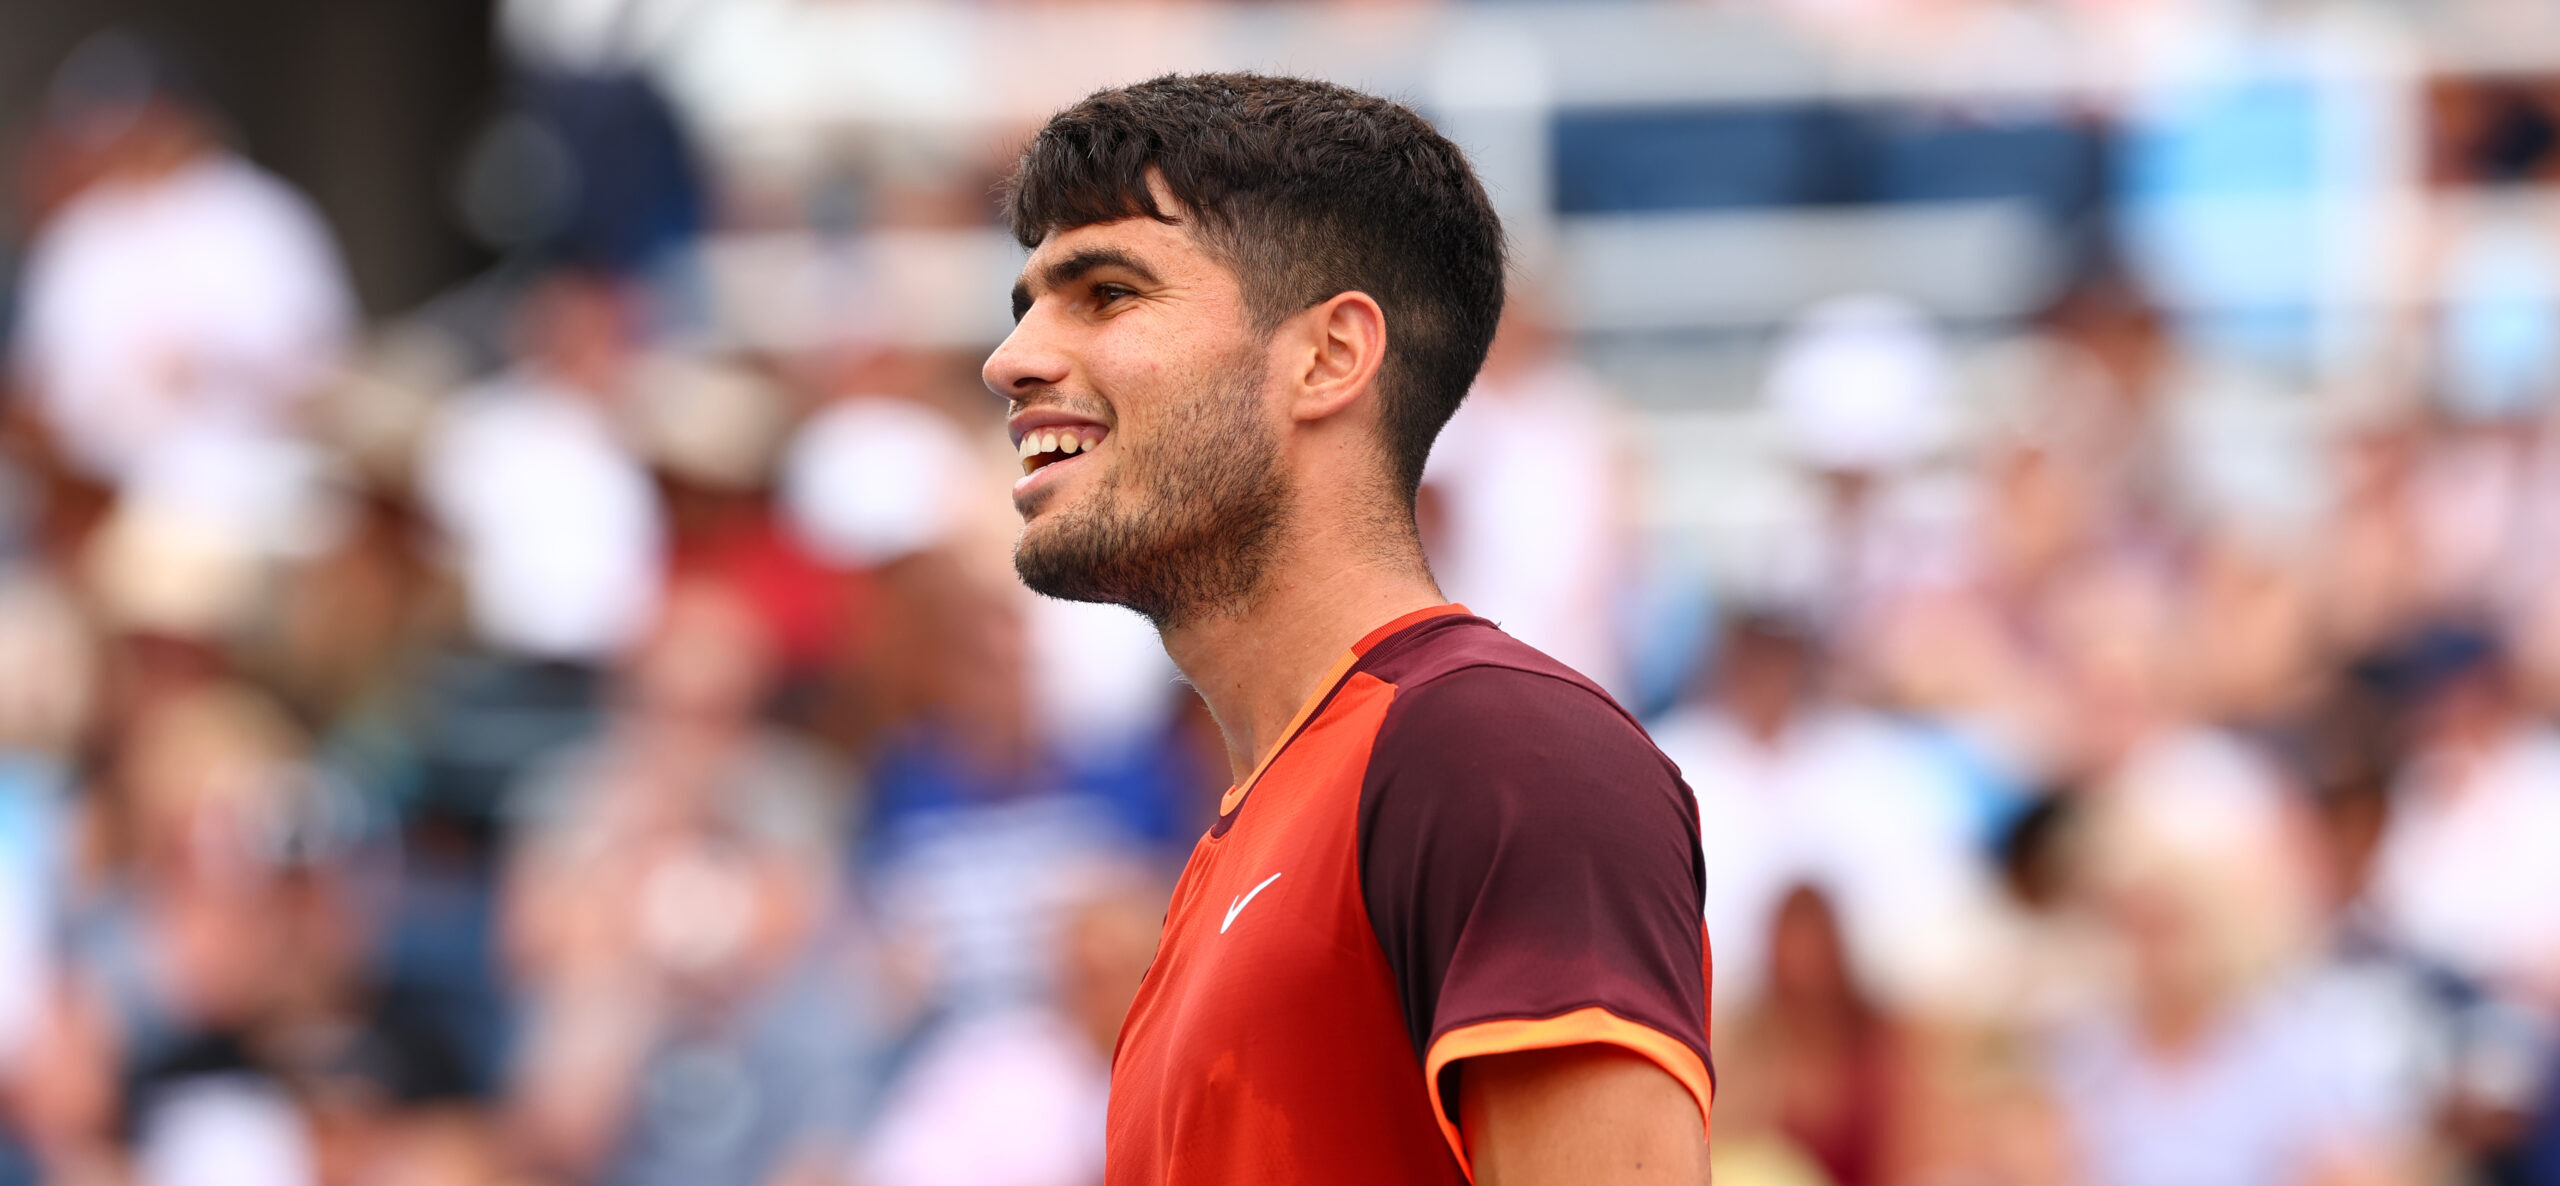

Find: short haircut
1001;72;1508;502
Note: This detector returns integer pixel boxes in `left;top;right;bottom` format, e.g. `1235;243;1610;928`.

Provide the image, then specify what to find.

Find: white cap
781;396;977;567
1767;294;1950;473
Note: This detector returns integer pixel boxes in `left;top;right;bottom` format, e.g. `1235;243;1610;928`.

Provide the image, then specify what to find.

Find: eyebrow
1011;247;1164;322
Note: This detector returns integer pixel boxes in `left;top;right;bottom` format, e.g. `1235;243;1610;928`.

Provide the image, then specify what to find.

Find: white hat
780;396;977;567
1767;294;1950;473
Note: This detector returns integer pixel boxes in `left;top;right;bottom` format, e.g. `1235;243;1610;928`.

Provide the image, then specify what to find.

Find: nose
983;310;1071;402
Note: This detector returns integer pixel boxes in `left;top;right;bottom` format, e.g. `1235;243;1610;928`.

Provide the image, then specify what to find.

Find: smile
1017;425;1109;477
1010;422;1110;501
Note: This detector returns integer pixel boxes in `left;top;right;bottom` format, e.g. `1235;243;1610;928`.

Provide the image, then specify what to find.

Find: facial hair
1013;349;1288;629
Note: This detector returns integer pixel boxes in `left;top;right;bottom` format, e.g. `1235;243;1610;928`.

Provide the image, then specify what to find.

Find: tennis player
988;73;1712;1185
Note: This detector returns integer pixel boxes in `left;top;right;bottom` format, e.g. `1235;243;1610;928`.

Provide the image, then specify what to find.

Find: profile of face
984;202;1291;627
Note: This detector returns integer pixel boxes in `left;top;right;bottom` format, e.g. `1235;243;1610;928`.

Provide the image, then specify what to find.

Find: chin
1014;479;1075;523
1013;503;1087;569
1013;540;1104;607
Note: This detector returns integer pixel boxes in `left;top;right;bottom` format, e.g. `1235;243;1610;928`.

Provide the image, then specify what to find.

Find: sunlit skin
1463;1046;1713;1185
984;184;1709;1186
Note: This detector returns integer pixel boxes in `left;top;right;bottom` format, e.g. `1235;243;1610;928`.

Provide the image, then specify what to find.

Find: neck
1160;528;1445;782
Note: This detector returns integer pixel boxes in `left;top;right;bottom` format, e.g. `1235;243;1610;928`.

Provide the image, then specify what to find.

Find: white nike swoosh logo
1221;872;1283;934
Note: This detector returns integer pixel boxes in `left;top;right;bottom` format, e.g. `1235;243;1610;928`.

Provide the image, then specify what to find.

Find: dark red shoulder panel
1351;617;1709;1109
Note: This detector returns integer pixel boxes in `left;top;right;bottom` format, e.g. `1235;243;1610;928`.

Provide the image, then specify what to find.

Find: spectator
61;683;392;1186
853;864;1163;1186
1712;884;1918;1186
5;10;2560;1184
417;270;666;666
1657;610;1999;1018
1422;295;1637;697
0;574;91;1180
1758;294;1964;640
2047;761;2404;1186
2368;627;2560;1010
502;578;876;1186
10;32;354;521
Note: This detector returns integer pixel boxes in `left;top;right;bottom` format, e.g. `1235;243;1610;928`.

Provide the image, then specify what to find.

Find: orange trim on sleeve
1216;604;1471;817
1421;1006;1716;1183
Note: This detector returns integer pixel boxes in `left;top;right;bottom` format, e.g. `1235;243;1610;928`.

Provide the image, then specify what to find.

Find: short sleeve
1356;665;1712;1172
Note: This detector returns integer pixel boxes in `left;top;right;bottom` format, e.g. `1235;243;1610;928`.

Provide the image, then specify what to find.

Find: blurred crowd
2;5;2560;1186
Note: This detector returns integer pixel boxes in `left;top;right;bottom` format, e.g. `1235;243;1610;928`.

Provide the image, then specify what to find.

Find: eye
1092;283;1136;309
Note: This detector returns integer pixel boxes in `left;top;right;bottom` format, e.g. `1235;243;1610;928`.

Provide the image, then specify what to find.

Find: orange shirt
1106;605;1713;1185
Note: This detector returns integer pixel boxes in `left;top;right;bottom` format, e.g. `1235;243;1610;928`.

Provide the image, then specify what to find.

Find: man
15;31;355;494
985;74;1713;1184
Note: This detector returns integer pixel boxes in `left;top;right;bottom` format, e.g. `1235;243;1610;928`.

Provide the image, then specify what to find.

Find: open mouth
1017;425;1108;477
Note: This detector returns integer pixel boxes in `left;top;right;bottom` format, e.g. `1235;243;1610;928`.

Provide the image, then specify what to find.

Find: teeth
1012;427;1107;474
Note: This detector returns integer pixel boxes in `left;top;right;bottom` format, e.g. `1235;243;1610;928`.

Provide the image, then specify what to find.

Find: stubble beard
1013;355;1290;630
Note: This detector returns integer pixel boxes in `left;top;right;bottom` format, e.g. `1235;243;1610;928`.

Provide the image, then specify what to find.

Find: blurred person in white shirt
2370;627;2560;1012
1761;295;1967;641
2049;756;2423;1186
1654;609;2000;1020
417;270;666;664
1420;296;1634;698
10;32;355;520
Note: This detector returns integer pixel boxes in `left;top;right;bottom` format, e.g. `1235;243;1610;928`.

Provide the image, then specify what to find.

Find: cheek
1092;323;1187;398
1095;326;1258;439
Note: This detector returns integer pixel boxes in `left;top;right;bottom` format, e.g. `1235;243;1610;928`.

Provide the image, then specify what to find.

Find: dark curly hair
1000;72;1508;502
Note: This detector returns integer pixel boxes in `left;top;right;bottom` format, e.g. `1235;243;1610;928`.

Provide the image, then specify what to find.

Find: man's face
985;210;1291;626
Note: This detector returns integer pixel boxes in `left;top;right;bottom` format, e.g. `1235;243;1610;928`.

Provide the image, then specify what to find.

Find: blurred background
1;0;2559;1184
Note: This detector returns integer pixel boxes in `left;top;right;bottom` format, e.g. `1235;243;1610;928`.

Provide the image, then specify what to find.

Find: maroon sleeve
1355;663;1711;1120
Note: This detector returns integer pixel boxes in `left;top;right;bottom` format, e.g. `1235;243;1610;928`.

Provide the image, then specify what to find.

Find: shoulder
1354;619;1693;841
1362;617;1668;777
1348;622;1712;1095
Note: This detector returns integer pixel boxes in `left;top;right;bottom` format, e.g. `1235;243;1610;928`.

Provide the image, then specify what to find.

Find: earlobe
1294;291;1388;423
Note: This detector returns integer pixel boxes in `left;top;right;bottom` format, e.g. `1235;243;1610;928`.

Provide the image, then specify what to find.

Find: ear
1287;291;1388;425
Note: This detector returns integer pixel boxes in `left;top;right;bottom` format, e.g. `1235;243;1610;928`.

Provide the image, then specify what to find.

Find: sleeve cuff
1421;1005;1716;1182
